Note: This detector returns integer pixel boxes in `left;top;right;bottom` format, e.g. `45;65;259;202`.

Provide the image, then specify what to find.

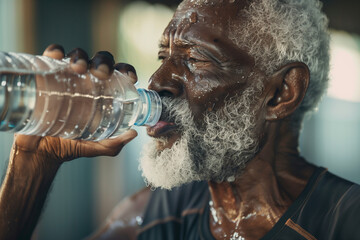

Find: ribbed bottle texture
0;52;162;141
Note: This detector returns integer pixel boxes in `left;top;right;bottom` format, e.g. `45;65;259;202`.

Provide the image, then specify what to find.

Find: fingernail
95;64;110;76
45;44;65;54
97;51;114;62
67;48;89;64
90;51;115;72
114;63;137;76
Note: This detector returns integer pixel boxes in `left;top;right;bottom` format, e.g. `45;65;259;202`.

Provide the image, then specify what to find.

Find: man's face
140;0;266;189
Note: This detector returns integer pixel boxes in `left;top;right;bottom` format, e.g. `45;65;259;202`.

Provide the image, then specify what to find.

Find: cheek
189;77;221;100
252;100;268;137
186;86;228;119
184;69;250;117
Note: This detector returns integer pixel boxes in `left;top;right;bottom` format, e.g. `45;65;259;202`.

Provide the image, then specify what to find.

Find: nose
148;61;184;98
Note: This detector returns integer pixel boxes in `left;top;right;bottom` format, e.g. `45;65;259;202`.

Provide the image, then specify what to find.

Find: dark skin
147;2;315;239
0;0;316;239
0;46;139;240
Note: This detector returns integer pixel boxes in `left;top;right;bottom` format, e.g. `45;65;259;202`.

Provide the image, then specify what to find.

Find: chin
154;133;181;151
139;134;201;190
139;87;262;189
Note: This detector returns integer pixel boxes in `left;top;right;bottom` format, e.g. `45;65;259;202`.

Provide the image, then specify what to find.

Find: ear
264;62;310;121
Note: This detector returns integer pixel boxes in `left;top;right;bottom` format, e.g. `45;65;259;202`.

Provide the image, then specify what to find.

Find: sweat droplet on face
189;12;198;23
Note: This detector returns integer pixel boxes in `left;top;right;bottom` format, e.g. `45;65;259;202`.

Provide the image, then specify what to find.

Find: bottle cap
134;89;162;126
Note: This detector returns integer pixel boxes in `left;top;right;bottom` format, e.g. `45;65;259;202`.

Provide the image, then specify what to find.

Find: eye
188;57;210;65
188;57;200;63
186;57;211;72
158;50;169;62
158;55;166;62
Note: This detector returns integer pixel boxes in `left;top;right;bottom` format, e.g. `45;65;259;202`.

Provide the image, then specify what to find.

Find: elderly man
1;0;359;239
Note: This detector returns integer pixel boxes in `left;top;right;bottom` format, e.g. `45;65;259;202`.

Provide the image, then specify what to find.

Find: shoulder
86;187;151;240
304;170;358;207
320;171;360;216
332;182;360;239
308;170;360;215
296;170;360;239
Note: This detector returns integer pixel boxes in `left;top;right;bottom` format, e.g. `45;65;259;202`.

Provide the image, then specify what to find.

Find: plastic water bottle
0;52;162;141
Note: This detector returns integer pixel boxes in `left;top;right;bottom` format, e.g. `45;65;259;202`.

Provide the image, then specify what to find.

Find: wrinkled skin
146;1;258;150
146;1;316;239
0;0;317;239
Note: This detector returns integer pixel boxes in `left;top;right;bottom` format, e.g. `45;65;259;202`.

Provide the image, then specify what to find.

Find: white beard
139;84;262;190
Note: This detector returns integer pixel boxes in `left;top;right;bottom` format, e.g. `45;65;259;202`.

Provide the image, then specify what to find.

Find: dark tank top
137;167;360;240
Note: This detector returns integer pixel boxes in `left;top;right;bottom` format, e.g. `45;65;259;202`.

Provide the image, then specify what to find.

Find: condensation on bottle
0;52;162;141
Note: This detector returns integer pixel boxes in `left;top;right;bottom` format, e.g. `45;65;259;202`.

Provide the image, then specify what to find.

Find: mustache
160;97;210;133
159;98;174;122
159;97;191;125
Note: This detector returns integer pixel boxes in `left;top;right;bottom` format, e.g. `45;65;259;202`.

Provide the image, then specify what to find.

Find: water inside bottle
0;70;140;141
0;71;36;132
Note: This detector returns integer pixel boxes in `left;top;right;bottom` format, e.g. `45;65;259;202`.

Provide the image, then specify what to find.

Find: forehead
175;0;249;26
161;0;250;45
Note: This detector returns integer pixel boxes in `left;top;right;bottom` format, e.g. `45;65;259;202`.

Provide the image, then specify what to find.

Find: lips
146;120;177;138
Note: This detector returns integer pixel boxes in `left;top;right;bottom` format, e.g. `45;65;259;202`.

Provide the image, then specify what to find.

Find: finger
43;44;65;60
114;63;138;84
80;129;138;158
89;51;115;80
102;129;138;148
66;48;89;74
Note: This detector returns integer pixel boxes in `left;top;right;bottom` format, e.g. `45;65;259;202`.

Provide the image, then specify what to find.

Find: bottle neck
134;89;162;126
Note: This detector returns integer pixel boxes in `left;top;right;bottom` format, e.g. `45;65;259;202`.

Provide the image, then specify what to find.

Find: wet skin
0;1;316;239
146;1;257;150
146;1;316;239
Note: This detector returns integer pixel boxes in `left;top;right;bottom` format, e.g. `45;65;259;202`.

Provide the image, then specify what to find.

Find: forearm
0;144;60;240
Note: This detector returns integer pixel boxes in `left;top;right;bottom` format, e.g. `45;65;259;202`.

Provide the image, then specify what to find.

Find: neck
208;119;315;240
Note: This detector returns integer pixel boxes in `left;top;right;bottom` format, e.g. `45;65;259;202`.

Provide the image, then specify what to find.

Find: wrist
9;143;61;180
0;144;61;240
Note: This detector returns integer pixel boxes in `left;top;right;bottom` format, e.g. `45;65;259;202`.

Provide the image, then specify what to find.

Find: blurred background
0;0;359;239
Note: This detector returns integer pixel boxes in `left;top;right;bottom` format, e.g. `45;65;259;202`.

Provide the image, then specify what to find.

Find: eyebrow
158;34;226;63
158;37;168;48
158;37;195;49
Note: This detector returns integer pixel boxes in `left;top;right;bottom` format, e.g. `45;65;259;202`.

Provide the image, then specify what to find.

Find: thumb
80;129;138;158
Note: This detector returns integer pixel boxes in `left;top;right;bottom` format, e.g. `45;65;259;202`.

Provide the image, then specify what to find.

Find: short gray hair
230;0;330;123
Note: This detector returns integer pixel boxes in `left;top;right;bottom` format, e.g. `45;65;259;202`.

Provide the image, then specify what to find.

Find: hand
13;44;138;165
0;45;140;240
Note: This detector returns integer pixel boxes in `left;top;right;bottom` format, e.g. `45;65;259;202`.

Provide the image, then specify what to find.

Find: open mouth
146;97;185;138
146;120;177;138
146;106;179;138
